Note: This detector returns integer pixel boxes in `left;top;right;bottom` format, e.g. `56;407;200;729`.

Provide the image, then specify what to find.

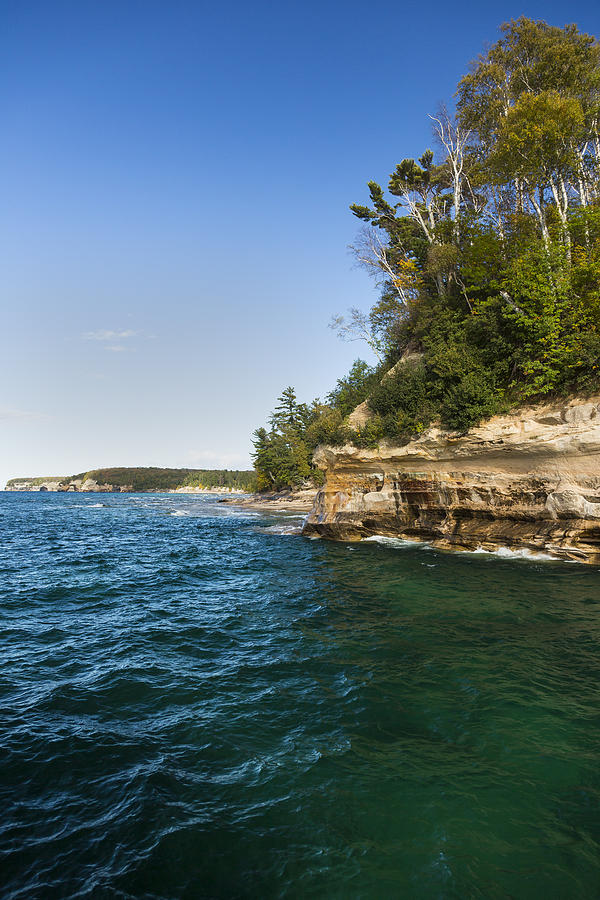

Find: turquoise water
1;492;600;899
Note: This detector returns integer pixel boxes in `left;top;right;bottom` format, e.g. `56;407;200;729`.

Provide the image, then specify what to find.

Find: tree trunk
527;188;549;248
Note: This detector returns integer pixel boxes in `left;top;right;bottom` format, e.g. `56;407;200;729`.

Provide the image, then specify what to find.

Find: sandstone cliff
302;396;600;563
5;478;131;492
5;478;64;492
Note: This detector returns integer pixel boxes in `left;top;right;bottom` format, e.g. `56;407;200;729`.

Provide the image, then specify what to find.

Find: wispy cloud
83;329;138;342
82;329;143;353
184;449;252;469
0;408;49;423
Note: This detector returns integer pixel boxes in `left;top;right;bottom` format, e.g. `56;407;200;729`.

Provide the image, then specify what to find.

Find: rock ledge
302;396;600;563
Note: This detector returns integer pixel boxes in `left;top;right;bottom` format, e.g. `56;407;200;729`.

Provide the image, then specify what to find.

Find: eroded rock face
302;396;600;563
5;480;64;492
5;478;132;492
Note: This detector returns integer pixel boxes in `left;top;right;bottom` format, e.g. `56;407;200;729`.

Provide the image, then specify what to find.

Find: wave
468;545;564;562
256;524;302;536
363;534;567;563
363;535;429;549
2;490;599;898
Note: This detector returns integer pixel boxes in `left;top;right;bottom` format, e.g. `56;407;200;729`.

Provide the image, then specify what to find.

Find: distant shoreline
4;486;249;495
4;466;255;494
1;485;316;513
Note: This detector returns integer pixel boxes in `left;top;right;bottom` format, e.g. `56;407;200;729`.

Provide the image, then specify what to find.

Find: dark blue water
1;492;600;898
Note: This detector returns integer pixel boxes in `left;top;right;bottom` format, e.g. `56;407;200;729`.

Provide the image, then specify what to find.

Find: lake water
1;491;600;898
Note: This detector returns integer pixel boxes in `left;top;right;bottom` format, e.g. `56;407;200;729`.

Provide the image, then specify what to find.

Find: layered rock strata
302;396;600;563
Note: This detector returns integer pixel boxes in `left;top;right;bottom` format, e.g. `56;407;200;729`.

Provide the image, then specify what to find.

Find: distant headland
5;467;255;494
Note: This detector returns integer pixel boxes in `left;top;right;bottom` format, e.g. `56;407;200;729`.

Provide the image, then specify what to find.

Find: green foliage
181;470;257;491
305;406;347;448
440;371;500;431
367;341;502;437
6;476;63;487
336;18;600;441
68;467;255;492
255;20;600;467
351;414;387;449
489;91;585;188
457;18;600;143
252;373;367;490
369;364;436;434
252;389;320;491
326;360;379;417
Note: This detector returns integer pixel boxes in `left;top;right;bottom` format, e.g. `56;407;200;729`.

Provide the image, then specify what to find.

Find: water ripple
1;492;600;897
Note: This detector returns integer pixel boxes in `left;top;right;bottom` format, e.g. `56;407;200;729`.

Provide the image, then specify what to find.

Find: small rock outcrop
302;396;600;563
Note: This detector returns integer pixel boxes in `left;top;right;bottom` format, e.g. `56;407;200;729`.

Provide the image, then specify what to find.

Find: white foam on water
257;524;302;536
363;534;568;563
468;545;562;562
72;503;106;508
215;507;261;519
363;535;429;550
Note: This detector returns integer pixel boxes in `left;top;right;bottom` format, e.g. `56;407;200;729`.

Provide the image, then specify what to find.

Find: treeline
68;468;255;492
253;18;600;490
252;365;378;490
181;470;255;490
6;476;63;487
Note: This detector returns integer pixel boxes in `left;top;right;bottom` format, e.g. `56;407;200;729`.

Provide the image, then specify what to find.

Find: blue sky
1;0;598;484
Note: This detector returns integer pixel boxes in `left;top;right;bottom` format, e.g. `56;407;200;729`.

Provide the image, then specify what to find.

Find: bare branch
349;227;413;306
329;307;384;362
429;106;471;242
